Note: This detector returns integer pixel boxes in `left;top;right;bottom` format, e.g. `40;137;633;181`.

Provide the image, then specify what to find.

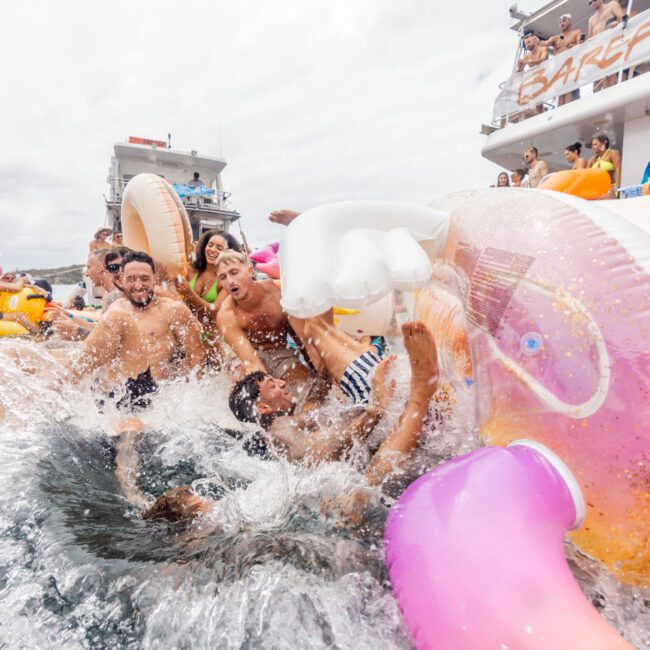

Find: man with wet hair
523;146;548;188
541;14;583;105
216;250;313;389
229;321;442;479
67;251;205;410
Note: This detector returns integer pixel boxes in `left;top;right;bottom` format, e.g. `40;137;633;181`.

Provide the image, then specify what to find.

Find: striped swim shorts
339;350;382;405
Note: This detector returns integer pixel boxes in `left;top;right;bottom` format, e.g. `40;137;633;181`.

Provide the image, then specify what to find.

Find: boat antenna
167;133;172;149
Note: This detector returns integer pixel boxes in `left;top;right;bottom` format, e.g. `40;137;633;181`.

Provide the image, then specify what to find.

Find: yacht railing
107;175;233;212
491;7;650;128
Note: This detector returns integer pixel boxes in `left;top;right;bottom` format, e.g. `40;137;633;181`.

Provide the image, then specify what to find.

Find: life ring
0;321;30;337
121;173;193;276
538;167;612;199
279;193;650;647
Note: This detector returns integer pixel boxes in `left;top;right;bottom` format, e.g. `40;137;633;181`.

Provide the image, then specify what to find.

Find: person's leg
302;315;372;384
268;209;301;226
366;321;439;485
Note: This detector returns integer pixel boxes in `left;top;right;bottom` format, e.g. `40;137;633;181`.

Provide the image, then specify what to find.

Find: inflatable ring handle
26;294;46;300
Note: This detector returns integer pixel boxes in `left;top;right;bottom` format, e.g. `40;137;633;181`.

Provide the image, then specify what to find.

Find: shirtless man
541;14;583;105
68;251;204;409
216;250;312;389
515;32;548;119
510;169;525;187
143;321;441;522
523;146;548;188
588;0;626;90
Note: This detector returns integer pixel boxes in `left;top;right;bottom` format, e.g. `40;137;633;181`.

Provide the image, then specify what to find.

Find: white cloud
0;0;523;271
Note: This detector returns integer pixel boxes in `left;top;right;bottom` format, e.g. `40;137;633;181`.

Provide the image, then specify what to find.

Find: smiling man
69;251;205;410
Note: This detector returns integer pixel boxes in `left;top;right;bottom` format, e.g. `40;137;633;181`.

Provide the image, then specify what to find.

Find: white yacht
482;0;650;189
105;136;240;239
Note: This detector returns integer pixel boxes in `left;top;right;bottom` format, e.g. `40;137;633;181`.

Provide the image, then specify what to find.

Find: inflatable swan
279;191;650;649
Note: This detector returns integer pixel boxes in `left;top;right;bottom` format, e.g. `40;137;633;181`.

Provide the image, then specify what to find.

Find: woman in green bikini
176;229;242;362
588;134;621;199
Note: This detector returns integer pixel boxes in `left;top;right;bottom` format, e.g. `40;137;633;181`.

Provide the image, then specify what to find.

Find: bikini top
189;272;219;303
592;150;615;172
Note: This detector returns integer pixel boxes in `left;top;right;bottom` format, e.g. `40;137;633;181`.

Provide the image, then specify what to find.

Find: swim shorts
339;350;382;405
96;367;158;412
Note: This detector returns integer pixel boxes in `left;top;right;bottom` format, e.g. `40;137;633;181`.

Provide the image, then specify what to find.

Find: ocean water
0;332;648;647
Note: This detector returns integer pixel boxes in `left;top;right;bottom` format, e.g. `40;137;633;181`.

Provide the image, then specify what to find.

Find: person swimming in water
66;251;205;410
216;250;314;390
143;321;442;522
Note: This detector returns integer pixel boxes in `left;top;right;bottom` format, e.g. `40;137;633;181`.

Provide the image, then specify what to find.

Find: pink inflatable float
250;242;280;279
278;192;649;649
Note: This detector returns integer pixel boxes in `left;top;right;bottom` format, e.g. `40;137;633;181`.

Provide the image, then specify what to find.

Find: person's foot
269;209;301;226
402;321;439;401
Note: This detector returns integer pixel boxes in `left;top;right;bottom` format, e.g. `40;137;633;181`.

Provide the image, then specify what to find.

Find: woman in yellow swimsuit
588;134;621;199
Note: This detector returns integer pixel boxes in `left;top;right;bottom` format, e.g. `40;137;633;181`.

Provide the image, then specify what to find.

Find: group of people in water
5;210;447;528
495;134;621;198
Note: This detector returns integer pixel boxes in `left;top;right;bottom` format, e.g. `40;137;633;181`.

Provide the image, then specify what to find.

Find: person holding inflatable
0;274;41;334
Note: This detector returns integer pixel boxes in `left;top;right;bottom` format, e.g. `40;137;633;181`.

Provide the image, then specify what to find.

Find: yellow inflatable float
121;173;193;276
0;287;47;337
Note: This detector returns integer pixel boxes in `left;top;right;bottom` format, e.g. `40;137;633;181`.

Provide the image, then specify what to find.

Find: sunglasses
106;263;122;274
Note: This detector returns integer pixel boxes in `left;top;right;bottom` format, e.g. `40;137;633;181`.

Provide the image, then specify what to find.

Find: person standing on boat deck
588;0;626;91
496;172;510;187
523;147;548;188
187;172;203;188
565;142;588;170
510;169;525;187
514;31;548;119
588;134;621;199
215;250;314;390
541;14;582;106
89;228;113;253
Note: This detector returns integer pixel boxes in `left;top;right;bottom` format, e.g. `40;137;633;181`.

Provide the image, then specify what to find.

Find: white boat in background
105;135;240;240
482;0;650;189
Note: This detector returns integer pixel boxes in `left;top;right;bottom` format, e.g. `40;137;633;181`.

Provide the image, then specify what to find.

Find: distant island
18;264;84;285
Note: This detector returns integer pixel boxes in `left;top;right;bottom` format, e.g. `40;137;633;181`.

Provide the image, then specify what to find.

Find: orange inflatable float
538;167;612;199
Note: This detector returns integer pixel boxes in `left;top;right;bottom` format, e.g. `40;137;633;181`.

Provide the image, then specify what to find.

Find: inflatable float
279;191;649;648
121;173;193;276
0;287;47;337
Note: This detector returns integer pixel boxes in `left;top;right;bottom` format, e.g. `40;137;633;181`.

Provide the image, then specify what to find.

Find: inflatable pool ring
279;194;649;647
538;167;611;199
250;243;280;279
121;173;193;276
0;287;47;336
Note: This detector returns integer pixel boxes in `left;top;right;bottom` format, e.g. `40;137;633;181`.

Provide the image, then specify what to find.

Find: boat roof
113;141;227;175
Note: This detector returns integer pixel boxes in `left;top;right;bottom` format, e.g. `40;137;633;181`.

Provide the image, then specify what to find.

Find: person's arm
609;1;625;28
568;30;582;48
176;274;215;322
171;302;205;372
516;55;527;72
540;160;549;177
588;16;595;40
539;35;556;50
115;418;151;509
217;304;266;374
0;279;26;292
68;309;126;381
611;150;622;187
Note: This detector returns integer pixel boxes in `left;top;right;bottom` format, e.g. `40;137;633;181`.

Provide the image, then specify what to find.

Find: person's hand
371;355;396;410
174;274;193;298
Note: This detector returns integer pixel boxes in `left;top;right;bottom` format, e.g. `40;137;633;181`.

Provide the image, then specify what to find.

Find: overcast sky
0;0;531;271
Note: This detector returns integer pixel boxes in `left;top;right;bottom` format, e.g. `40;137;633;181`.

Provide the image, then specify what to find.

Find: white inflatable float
121;173;193;276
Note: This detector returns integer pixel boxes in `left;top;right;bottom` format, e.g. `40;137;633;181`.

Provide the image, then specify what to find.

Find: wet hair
592;134;610;148
229;371;267;423
121;250;155;274
142;486;201;522
565;142;582;155
215;250;249;272
193;229;242;272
